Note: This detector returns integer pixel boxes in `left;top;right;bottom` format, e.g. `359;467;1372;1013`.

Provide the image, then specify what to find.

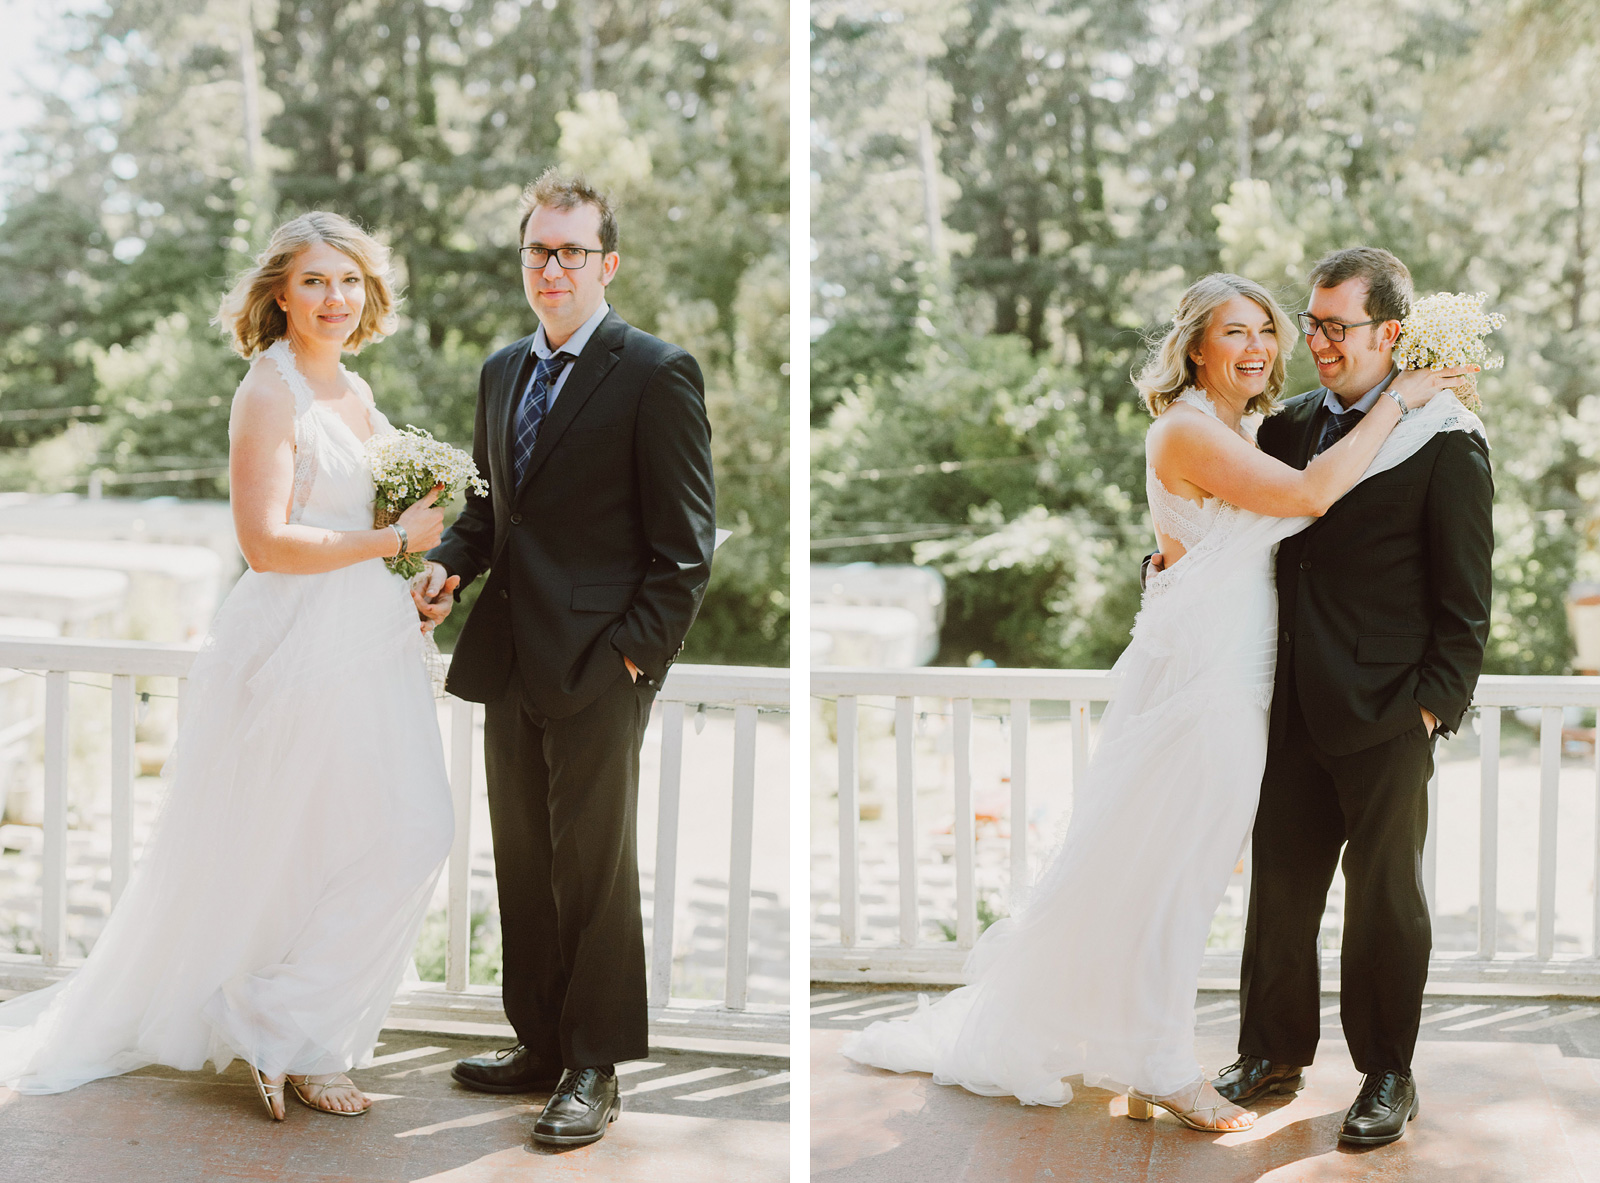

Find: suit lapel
514;309;626;500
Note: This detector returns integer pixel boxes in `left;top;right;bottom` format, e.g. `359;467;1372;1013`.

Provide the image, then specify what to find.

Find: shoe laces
1358;1070;1407;1102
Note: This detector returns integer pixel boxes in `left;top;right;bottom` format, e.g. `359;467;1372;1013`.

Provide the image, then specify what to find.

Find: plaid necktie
1316;407;1365;455
512;352;574;484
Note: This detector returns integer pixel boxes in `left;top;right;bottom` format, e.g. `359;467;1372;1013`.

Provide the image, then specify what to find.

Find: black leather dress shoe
531;1066;621;1147
1213;1054;1306;1104
451;1045;563;1094
1339;1070;1418;1145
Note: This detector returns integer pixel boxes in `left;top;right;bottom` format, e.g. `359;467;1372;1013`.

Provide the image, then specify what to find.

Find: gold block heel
1127;1092;1154;1121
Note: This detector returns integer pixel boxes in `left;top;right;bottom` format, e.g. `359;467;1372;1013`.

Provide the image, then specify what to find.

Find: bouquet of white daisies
1392;291;1506;412
366;426;488;579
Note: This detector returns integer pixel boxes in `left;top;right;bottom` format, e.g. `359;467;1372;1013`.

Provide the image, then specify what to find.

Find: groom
414;170;716;1147
1213;247;1493;1144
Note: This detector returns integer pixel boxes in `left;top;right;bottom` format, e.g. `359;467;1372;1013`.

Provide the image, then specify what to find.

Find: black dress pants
1237;691;1435;1074
482;665;653;1069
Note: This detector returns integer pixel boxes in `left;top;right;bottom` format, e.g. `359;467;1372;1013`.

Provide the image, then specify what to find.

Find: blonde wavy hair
1135;273;1294;417
215;211;399;359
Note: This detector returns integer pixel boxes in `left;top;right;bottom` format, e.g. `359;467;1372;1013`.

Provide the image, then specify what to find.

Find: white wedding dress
0;339;454;1093
841;386;1485;1105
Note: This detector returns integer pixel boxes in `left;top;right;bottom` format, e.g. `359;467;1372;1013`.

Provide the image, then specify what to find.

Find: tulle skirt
0;557;453;1092
843;529;1289;1104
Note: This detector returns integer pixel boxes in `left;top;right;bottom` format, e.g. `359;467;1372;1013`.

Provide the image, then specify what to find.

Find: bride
0;211;454;1121
841;273;1477;1131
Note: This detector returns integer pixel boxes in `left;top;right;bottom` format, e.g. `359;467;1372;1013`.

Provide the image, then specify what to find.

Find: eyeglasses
1296;312;1385;342
519;245;604;270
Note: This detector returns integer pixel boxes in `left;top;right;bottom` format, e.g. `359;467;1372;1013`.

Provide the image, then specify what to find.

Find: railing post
1478;706;1500;959
894;696;917;948
953;697;976;948
1537;705;1562;961
650;700;686;1007
444;697;475;994
41;670;68;967
109;674;136;908
1009;697;1029;909
1593;726;1600;962
1070;699;1091;801
837;695;860;948
724;704;759;1011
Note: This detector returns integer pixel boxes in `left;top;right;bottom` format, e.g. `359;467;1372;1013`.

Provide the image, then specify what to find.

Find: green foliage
813;0;1600;675
1;0;787;666
413;907;502;987
937;891;1005;940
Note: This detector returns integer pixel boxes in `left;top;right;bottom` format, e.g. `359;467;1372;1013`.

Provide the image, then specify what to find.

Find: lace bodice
1146;388;1235;549
260;339;394;531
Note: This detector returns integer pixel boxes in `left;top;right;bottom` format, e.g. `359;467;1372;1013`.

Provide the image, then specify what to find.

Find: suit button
1281;630;1291;642
1299;560;1311;571
499;589;509;600
510;513;522;525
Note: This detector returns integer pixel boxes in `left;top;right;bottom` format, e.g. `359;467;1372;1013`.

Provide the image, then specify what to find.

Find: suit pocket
572;583;637;612
1356;634;1427;664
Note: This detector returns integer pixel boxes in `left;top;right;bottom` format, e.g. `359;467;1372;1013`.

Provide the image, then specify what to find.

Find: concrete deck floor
812;986;1600;1183
0;1028;789;1182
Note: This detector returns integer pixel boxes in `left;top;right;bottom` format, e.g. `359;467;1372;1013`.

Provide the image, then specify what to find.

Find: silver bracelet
391;524;408;556
1384;386;1410;418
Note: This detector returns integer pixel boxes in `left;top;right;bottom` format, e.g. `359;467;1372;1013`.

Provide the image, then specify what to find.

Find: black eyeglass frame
518;245;606;270
1296;311;1389;342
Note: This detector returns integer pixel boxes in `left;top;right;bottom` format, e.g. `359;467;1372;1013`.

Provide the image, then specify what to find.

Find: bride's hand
396;483;448;553
1388;364;1479;411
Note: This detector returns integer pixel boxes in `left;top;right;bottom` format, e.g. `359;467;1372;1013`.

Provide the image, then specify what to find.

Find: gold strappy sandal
250;1065;287;1122
286;1072;371;1116
1127;1078;1256;1132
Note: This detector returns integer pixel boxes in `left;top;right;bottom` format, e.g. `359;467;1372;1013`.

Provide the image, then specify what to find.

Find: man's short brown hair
518;168;618;256
1306;246;1413;325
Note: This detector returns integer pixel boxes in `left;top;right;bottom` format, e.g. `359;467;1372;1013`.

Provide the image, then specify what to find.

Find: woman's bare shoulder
230;357;296;432
1146;402;1225;450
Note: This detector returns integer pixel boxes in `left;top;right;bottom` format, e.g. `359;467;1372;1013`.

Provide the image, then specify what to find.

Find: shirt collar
1320;366;1398;416
532;300;610;362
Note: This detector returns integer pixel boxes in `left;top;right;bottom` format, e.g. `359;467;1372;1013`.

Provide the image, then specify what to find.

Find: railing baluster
650;701;686;1007
1009;697;1029;909
837;695;860;948
954;697;976;948
1423;765;1440;916
1070;699;1090;803
444;697;474;994
1593;725;1600;962
1478;706;1500;959
1537;705;1562;962
109;674;135;908
724;704;758;1011
894;696;917;948
41;670;68;967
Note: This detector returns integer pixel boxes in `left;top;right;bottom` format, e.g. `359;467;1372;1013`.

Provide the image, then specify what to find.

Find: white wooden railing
813;666;1600;996
0;636;788;1041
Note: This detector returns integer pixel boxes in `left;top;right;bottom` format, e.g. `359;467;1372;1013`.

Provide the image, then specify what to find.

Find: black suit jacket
429;308;715;718
1259;389;1493;756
